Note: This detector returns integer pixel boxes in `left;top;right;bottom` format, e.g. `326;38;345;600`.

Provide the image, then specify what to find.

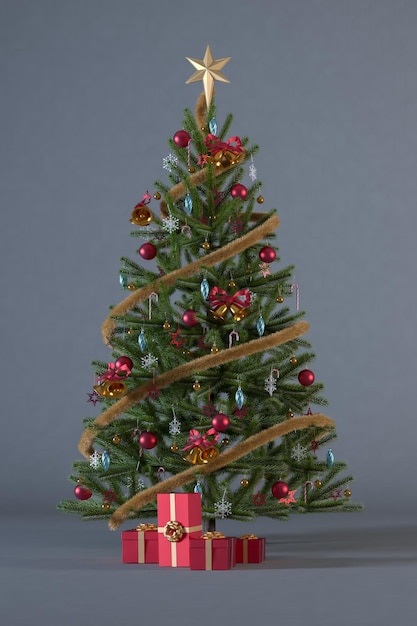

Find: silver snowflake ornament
249;162;257;181
162;212;180;234
214;491;232;519
264;374;277;397
162;153;178;172
89;450;101;469
169;416;181;435
141;352;158;371
291;443;308;463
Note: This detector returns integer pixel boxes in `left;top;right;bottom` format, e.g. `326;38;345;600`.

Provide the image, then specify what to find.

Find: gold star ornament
186;45;231;108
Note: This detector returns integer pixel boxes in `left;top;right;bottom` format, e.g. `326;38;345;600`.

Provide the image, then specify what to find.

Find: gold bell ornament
129;192;153;226
93;380;128;398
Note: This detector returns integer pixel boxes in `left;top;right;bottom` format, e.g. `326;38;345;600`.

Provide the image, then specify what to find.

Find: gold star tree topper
186;45;231;108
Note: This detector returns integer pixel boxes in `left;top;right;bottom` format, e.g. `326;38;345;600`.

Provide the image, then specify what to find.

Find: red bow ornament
208;286;251;322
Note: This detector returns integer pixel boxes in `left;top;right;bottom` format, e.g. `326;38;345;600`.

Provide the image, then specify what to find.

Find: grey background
1;1;416;624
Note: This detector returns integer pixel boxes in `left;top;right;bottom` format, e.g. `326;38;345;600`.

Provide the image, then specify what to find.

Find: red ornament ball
74;485;92;500
271;480;289;499
139;431;158;449
139;242;157;260
182;309;199;327
211;413;230;432
259;246;276;263
114;356;133;371
173;130;190;148
298;369;315;386
231;183;248;199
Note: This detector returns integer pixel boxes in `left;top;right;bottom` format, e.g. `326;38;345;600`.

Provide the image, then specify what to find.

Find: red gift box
190;532;236;570
157;493;202;567
121;524;158;564
235;534;266;564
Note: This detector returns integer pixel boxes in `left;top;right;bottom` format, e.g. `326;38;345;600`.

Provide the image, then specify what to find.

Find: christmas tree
58;46;361;531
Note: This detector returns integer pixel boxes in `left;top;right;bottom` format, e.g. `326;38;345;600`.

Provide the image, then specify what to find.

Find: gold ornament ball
201;241;211;250
163;321;171;330
170;444;179;453
112;435;121;444
77;477;83;484
153;192;161;200
314;480;323;488
210;345;219;354
127;283;136;291
286;410;294;419
257;195;264;204
290;356;298;365
127;328;134;335
221;437;230;447
240;478;249;487
344;489;352;498
201;125;208;132
182;349;191;356
188;166;195;173
228;280;236;288
276;295;284;303
193;380;201;391
101;502;110;510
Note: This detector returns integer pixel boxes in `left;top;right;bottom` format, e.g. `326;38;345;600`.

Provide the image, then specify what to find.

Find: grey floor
1;511;416;626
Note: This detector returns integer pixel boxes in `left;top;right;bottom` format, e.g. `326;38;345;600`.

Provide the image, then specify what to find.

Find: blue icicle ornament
326;449;335;468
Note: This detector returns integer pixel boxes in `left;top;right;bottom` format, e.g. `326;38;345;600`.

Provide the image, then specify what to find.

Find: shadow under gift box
157;493;203;567
121;524;158;564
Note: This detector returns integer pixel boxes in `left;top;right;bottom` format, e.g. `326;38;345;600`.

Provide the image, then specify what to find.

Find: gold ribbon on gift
134;524;157;563
240;534;258;564
157;493;202;567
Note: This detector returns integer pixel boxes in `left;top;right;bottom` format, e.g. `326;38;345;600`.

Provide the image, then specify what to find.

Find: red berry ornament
139;242;157;260
271;480;289;499
231;184;248;199
259;246;276;263
74;485;92;500
211;413;230;432
173;130;190;147
139;431;158;449
182;309;199;327
298;369;315;386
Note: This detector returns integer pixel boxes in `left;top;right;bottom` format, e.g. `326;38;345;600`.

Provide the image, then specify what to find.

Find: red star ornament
202;403;217;418
233;405;248;419
87;390;103;406
103;490;117;504
253;492;266;507
329;490;342;500
169;328;185;348
259;262;271;278
279;489;297;505
146;383;161;400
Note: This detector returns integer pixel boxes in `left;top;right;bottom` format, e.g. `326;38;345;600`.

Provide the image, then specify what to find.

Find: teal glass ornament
209;117;218;135
101;450;111;471
326;449;335;468
193;480;203;496
235;385;245;410
200;278;210;300
184;194;193;215
257;315;265;337
138;328;147;352
119;273;127;288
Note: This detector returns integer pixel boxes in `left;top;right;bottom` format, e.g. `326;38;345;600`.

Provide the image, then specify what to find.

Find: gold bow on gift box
136;523;157;531
240;533;258;540
201;531;225;539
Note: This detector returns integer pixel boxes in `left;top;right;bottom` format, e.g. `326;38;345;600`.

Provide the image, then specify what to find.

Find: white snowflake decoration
264;374;277;397
169;416;181;435
291;443;308;463
89;450;101;469
249;162;257;181
162;153;178;172
162;212;180;234
141;352;158;371
136;477;145;490
214;490;232;519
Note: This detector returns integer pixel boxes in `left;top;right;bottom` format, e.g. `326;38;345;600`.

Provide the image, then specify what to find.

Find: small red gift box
235;534;266;564
190;532;236;570
157;493;202;568
121;524;158;564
